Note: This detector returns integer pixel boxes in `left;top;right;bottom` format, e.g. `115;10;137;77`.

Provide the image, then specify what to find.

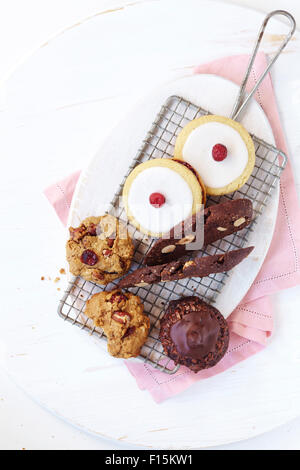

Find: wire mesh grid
58;95;287;374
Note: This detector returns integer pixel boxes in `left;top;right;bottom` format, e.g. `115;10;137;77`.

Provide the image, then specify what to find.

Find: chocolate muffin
159;296;229;373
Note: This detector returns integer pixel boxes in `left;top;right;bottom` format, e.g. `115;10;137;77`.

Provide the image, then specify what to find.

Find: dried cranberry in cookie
174;115;255;195
80;249;99;266
122;158;204;237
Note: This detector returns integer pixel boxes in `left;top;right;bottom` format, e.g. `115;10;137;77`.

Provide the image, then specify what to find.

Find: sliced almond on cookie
233;217;246;227
161;245;176;254
176;234;196;245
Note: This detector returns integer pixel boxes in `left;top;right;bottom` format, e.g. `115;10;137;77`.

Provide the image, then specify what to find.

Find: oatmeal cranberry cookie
159;296;229;373
143;198;253;266
85;288;150;358
66;215;134;285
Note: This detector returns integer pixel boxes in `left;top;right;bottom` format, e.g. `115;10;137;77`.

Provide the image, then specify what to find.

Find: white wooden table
1;0;300;449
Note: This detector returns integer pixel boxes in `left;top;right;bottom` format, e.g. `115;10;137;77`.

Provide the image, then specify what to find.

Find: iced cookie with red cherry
122;158;205;237
174;115;256;196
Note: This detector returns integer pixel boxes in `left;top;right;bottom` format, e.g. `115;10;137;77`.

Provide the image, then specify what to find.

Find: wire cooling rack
58;95;287;374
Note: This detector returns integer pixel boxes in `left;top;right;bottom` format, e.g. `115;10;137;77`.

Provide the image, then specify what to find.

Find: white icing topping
182;122;249;188
127;166;193;234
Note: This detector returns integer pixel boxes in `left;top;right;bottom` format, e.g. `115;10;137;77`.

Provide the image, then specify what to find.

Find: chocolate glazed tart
159;296;229;373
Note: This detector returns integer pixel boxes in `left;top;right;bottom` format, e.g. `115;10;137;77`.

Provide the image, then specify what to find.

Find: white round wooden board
1;0;300;449
70;73;278;319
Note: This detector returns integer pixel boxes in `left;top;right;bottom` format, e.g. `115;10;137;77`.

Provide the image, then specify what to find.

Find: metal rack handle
230;10;296;121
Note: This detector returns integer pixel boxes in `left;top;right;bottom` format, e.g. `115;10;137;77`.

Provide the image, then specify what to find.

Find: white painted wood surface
1;0;300;448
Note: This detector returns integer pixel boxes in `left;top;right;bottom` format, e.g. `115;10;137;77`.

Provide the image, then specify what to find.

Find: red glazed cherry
212;144;228;162
149;192;166;208
80;249;98;266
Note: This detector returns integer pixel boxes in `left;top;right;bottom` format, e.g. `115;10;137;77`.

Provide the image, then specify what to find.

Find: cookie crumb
59;268;66;275
54;277;60;283
57;288;61;291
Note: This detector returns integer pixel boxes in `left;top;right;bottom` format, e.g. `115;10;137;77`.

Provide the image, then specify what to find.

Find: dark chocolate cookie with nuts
85;288;150;358
66;215;134;285
118;246;254;288
159;296;229;373
143;198;253;266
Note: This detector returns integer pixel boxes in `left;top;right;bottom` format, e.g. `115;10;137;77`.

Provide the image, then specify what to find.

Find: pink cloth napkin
45;53;300;403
